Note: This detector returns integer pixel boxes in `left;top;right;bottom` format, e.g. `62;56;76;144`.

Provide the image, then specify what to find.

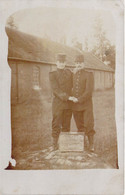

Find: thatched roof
6;27;114;72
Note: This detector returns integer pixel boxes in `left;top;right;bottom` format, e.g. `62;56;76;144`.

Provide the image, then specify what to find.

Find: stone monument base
58;132;84;152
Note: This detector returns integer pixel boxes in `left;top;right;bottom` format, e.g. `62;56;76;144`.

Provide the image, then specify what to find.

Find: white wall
94;70;114;90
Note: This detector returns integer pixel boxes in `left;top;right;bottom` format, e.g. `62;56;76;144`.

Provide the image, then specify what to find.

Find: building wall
39;63;52;96
93;70;114;90
18;62;33;103
8;59;52;104
8;59;114;104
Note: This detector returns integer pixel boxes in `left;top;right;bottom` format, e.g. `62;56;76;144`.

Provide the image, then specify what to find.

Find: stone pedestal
59;132;84;152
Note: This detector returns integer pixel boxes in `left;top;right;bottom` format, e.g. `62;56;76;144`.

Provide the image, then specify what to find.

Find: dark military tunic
49;68;72;138
72;69;95;136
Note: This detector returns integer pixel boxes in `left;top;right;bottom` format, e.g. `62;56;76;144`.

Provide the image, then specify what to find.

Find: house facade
8;57;114;104
7;28;115;104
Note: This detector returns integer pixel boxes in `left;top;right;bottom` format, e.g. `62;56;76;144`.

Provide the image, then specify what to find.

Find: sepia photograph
4;6;118;170
0;0;124;194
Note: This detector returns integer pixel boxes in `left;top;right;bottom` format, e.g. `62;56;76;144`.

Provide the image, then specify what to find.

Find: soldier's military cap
57;53;66;63
75;54;84;63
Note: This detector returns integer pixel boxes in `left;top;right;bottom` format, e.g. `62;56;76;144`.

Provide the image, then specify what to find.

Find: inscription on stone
59;132;84;152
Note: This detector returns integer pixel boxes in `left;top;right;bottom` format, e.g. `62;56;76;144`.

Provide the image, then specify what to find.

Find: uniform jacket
72;69;94;111
49;68;72;110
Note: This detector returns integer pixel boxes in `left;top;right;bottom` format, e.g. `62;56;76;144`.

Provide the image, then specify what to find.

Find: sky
8;7;116;50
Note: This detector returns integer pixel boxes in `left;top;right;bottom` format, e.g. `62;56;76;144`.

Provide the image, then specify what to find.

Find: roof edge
8;57;115;72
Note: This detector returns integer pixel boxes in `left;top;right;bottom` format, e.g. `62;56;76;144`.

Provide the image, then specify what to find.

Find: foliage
91;15;116;70
7;15;18;29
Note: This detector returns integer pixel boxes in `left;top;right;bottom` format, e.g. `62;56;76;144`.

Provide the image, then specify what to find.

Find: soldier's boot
88;135;94;152
53;137;59;151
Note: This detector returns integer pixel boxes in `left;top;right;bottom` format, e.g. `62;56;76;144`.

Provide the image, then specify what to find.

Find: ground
8;88;118;170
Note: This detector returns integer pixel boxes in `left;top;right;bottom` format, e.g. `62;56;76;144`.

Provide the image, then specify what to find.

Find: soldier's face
56;61;66;69
75;62;85;69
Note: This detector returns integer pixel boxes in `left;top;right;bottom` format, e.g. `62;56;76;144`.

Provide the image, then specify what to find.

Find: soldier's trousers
52;108;72;139
73;105;95;136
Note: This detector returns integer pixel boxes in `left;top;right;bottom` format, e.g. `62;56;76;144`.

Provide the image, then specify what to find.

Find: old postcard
0;0;124;194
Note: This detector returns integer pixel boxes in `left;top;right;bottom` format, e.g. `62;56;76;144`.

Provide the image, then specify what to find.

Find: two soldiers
49;54;95;151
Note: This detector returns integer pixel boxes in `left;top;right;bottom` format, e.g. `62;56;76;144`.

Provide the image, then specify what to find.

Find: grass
11;88;117;168
93;88;117;167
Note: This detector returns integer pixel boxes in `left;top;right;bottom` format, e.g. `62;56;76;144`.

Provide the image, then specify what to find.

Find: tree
84;37;89;51
92;16;107;60
7;15;17;29
104;45;116;70
60;35;67;45
91;15;115;69
71;36;83;51
71;36;78;47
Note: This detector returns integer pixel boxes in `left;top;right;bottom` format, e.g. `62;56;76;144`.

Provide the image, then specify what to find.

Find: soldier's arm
78;72;94;103
49;72;69;101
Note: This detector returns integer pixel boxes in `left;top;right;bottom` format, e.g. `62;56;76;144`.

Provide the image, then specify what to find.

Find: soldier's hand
69;96;78;103
72;97;78;103
68;96;74;101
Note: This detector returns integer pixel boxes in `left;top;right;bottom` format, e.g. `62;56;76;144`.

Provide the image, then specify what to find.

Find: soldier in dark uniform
72;54;95;151
49;54;73;150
